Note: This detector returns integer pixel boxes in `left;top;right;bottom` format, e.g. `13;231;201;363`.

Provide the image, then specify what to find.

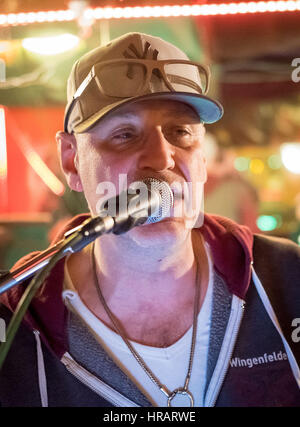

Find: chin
127;218;191;248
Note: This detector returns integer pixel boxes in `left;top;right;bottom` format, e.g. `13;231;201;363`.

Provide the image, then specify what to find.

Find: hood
0;213;253;359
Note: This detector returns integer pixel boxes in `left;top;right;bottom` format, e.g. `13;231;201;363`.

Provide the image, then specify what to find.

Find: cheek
190;153;206;203
76;145;109;213
76;144;140;212
78;143;117;184
178;147;207;184
198;154;207;182
78;147;98;182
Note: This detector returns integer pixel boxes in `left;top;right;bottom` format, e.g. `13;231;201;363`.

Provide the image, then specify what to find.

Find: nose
137;127;175;172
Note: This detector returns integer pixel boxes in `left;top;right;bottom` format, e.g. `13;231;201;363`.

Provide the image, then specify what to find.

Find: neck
66;228;210;346
92;229;207;308
96;229;196;275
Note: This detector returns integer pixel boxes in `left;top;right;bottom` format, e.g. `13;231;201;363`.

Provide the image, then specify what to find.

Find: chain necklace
90;241;201;407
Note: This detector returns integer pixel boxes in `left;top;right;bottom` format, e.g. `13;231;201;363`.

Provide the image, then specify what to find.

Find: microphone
142;177;174;225
98;177;174;234
66;178;174;239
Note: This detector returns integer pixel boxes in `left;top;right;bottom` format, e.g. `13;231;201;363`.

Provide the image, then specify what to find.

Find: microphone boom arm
0;184;160;295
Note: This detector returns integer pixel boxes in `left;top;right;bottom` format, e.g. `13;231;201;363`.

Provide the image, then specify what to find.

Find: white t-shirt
62;243;213;407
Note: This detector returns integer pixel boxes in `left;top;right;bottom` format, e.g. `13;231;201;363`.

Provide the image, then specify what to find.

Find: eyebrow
99;112;138;126
162;108;199;120
111;108;200;121
94;104;201;132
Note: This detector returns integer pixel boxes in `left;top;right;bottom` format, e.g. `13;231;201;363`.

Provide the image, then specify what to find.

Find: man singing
0;32;299;407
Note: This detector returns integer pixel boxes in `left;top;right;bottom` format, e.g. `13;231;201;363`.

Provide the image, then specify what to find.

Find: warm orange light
0;1;299;26
17;138;65;196
0;9;74;26
0;107;7;181
0;107;8;209
25;150;65;196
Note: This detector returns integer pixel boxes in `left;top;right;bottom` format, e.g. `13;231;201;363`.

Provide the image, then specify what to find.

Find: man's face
69;99;207;245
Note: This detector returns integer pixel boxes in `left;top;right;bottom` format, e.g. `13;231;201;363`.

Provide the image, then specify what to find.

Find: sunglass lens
96;62;148;98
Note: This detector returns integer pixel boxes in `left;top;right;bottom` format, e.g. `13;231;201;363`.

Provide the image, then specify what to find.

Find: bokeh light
280;143;300;174
257;215;278;231
234;156;250;172
267;154;282;170
250;158;265;174
22;33;79;55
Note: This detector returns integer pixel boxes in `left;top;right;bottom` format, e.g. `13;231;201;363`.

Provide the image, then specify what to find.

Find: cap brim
73;92;224;133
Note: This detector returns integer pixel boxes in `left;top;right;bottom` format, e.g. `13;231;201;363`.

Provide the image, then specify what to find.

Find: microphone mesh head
142;178;174;224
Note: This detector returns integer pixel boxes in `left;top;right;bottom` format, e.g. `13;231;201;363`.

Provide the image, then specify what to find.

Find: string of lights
0;1;300;27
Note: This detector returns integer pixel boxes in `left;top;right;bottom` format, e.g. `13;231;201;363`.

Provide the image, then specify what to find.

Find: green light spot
257;215;278;231
234;157;249;172
267;154;282;170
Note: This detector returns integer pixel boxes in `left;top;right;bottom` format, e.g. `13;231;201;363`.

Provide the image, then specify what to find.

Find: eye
114;132;134;140
110;128;139;145
175;128;191;136
164;126;194;147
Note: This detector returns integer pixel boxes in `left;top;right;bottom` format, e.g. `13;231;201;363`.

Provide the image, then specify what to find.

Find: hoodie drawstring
251;265;300;388
33;330;49;407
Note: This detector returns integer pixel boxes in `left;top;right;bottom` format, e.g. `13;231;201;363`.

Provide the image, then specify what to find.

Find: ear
56;131;83;192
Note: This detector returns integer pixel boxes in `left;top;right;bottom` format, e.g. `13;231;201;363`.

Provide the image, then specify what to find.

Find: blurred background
0;0;300;270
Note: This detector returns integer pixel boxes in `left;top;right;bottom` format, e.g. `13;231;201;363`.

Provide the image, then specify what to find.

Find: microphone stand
0;205;149;370
0;186;154;296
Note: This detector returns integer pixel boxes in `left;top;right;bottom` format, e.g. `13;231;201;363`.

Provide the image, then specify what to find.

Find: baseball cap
64;32;223;134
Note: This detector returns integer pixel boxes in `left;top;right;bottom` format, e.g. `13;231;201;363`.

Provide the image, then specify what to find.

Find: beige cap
64;32;223;133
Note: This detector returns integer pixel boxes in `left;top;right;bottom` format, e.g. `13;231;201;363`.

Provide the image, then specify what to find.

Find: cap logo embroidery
123;42;159;79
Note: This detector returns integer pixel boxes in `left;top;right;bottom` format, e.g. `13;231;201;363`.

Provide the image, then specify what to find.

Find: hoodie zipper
61;352;140;407
204;295;245;407
33;329;48;407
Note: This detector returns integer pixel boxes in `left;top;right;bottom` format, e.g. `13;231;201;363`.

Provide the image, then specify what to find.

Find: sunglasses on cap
64;58;211;133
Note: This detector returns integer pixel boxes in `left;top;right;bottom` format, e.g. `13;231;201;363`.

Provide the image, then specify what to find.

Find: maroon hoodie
2;213;300;407
0;213;253;360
